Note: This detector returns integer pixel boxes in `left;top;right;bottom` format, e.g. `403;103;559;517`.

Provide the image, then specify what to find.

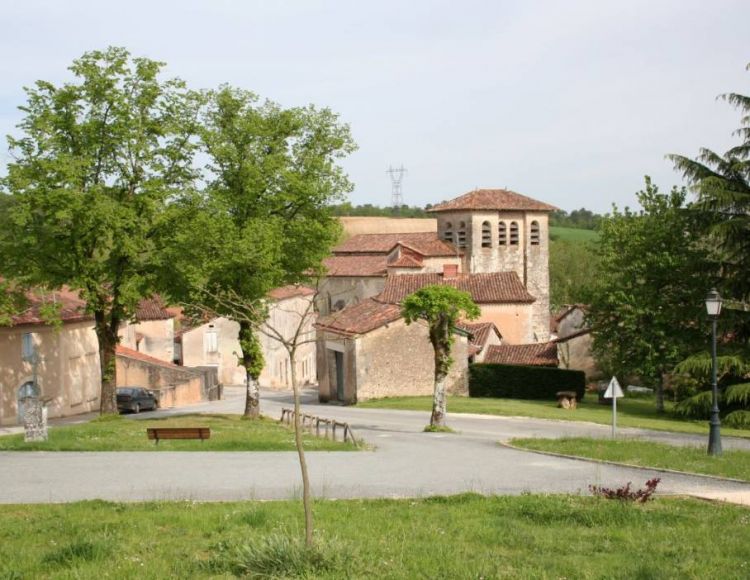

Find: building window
481;221;492;247
204;326;218;353
510;221;519;245
21;333;36;362
457;221;467;248
530;220;540;245
442;221;453;243
498;221;507;246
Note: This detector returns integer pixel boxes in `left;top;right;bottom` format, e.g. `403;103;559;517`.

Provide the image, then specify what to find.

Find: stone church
315;188;558;404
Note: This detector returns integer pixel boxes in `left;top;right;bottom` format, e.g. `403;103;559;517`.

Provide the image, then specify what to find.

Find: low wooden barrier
280;408;358;446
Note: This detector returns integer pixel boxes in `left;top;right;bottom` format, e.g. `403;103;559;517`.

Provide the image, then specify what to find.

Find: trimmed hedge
469;363;586;401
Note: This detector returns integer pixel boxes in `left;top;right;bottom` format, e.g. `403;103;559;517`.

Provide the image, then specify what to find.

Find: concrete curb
499;440;750;485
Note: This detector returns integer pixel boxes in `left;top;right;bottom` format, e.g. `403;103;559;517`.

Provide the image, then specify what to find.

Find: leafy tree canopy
588;177;716;408
0;47;200;412
669;63;750;304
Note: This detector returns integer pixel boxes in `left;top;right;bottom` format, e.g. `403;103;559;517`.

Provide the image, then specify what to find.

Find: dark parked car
116;387;157;414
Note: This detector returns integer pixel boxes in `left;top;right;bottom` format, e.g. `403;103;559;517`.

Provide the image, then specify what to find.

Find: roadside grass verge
0;495;748;579
357;395;750;438
511;437;750;481
0;414;357;452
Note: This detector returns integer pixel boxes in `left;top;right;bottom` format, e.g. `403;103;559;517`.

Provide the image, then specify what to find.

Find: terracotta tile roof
387;254;423;269
428;189;558;213
10;286;91;326
323;255;388;277
267;285;316;301
484;343;558;366
333;232;459;257
456;321;501;350
315;298;402;336
377;272;535;304
116;345;192;371
135;296;174;321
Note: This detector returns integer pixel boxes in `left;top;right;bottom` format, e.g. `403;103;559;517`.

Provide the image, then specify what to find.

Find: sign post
603;376;624;438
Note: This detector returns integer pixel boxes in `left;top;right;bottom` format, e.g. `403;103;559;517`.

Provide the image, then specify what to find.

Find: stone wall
354;318;468;401
116;354;204;408
317;276;386;316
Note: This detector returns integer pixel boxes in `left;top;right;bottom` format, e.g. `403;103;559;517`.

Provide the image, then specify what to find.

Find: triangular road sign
604;376;624;399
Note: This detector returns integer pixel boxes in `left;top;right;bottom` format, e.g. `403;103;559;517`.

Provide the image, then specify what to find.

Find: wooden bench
146;427;211;444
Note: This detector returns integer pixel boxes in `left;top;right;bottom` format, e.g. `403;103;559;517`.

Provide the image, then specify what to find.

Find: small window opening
457;221;467;248
510;221;519;245
442;221;453;243
481;221;492;248
530;221;540;245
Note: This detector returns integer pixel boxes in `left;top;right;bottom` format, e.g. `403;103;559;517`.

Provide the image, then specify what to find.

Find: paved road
1;387;749;504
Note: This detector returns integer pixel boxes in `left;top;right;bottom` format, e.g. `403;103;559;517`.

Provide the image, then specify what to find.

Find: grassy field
357;395;750;438
512;437;750;481
549;225;599;243
0;414;356;452
0;495;748;579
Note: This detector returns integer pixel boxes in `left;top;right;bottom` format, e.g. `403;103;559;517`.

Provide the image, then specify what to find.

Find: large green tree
669;64;750;307
163;87;355;547
0;47;199;413
588;178;715;412
402;285;480;427
165;86;354;419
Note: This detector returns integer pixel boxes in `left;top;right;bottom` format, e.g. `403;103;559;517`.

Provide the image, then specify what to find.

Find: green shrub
724;410;750;429
469;364;585;400
674;390;714;419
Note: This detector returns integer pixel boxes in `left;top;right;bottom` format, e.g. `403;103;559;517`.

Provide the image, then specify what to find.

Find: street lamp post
705;289;723;456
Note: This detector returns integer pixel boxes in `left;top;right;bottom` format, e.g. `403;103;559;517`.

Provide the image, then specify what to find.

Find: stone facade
317;318;468;404
119;317;175;363
116;349;206;408
436;210;550;342
317;276;386;316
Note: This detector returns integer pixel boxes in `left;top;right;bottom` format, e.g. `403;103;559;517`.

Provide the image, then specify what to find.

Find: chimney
443;264;458;278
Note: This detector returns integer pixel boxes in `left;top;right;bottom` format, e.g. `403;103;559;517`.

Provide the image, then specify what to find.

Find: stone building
175;285;317;389
315;187;558;403
429;189;556;342
316;299;470;403
0;288;100;426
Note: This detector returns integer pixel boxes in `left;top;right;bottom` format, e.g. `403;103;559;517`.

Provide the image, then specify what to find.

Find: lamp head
705;288;722;319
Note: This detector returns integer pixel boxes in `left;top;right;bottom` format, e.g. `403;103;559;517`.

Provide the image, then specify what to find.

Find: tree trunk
289;350;314;547
95;310;119;415
244;372;260;418
655;373;665;414
240;321;260;419
431;344;450;427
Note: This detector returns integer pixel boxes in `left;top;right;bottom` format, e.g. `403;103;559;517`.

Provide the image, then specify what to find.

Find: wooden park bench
146;427;211;445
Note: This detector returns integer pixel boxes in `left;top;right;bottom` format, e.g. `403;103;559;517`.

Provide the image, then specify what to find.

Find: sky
0;0;748;213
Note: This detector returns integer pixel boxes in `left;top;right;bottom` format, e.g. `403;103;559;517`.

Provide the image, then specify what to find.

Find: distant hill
550;226;599;243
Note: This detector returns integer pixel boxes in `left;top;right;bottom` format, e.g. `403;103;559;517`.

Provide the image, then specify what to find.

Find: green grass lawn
512;437;750;481
550;226;599;243
0;414;356;452
358;395;750;438
0;495;748;579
